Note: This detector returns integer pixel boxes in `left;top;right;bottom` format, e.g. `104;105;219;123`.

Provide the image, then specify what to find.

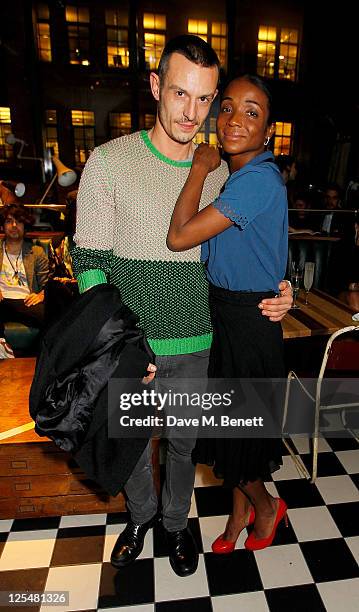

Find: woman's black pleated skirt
194;283;285;487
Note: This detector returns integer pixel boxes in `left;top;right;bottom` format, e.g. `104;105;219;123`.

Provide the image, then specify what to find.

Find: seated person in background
0;203;49;358
288;192;319;234
320;183;348;235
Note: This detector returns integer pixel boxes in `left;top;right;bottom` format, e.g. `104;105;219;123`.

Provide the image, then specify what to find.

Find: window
66;5;90;65
279;29;298;81
211;22;227;68
109;112;131;138
35;3;52;61
257;25;276;78
188;19;208;42
193;126;206;145
193;116;218;146
273;121;293;156
257;25;299;81
188;19;227;68
44;110;59;156
71;110;95;164
106;8;129;68
209;117;217;146
0;107;12;164
143;13;166;69
144;113;155;129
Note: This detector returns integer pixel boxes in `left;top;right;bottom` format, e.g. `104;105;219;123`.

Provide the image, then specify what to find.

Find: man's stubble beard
157;99;200;145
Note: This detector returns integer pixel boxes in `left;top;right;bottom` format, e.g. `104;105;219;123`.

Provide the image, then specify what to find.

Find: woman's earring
264;136;270;146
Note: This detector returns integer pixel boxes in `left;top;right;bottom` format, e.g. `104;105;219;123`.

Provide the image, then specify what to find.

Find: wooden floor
0;358;39;444
0;359;129;518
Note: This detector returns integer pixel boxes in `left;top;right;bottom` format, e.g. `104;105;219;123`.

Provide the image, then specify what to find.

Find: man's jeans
124;349;209;532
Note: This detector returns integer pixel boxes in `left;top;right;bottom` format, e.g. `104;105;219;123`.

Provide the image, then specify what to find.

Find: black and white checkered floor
1;435;358;612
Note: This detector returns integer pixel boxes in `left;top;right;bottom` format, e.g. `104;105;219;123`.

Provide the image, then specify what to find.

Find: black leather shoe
166;527;199;577
111;517;155;568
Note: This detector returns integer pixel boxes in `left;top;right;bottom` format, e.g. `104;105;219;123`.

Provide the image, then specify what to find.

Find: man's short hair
158;35;220;84
325;182;342;197
0;203;34;230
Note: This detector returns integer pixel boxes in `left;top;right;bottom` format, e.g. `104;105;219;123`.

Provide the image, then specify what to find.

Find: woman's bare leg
240;479;278;538
222;486;252;541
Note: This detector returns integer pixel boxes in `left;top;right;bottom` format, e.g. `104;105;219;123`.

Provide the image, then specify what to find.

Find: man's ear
212;89;218;102
150;72;160;102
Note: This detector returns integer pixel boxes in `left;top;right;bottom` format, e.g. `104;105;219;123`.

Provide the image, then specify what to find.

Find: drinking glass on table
290;262;303;309
303;262;315;305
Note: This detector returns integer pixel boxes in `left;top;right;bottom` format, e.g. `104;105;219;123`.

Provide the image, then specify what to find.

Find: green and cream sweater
72;130;229;356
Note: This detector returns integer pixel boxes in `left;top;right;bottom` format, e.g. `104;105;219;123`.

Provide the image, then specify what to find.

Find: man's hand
53;276;77;284
258;280;293;322
192;143;221;174
24;291;44;307
142;363;157;384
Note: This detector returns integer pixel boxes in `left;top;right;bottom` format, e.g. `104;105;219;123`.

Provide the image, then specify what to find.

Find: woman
167;75;288;552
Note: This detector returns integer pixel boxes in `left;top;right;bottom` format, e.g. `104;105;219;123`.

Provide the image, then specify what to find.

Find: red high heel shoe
212;507;255;554
244;498;288;551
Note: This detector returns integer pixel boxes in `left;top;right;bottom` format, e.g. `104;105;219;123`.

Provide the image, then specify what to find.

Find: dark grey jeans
124;349;209;531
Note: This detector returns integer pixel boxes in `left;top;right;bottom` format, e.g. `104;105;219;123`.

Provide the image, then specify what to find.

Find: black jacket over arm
29;284;155;496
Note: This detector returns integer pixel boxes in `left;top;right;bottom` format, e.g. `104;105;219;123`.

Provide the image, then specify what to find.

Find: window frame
257;24;300;82
187;18;227;69
71;109;95;165
0;107;12;164
34;3;52;62
142;12;166;70
44;110;59;157
66;5;91;66
273;121;294;156
109;112;132;138
105;8;130;69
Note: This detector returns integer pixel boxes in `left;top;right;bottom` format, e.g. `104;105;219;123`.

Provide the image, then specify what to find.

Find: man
320;183;346;235
72;35;292;577
0;203;49;358
275;155;297;185
275;154;298;207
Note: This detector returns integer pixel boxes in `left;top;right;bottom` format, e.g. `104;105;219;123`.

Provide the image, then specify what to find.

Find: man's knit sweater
72;130;228;356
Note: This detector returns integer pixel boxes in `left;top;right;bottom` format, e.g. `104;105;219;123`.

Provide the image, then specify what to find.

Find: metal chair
282;325;359;482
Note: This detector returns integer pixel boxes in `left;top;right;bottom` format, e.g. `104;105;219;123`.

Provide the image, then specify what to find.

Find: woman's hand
259;280;293;322
192;143;221;174
142;363;157;384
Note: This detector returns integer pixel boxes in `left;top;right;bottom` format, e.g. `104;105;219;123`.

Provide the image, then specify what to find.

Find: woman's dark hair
0;203;34;230
158;35;220;84
226;74;273;125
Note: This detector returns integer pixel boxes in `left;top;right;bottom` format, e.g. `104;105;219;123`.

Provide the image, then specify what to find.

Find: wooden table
289;235;341;242
282;289;357;339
